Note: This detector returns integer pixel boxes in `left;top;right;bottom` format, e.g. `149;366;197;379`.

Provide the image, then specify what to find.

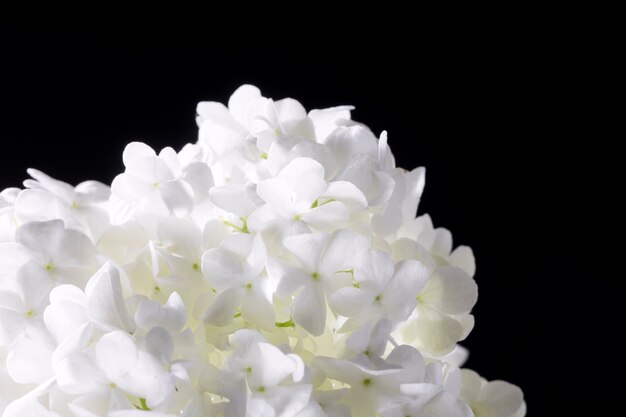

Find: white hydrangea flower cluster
0;85;526;417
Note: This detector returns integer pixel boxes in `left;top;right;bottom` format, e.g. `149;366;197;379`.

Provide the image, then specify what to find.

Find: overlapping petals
0;85;523;416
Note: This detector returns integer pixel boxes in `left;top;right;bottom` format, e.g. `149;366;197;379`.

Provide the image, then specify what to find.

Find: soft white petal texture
460;369;525;417
411;306;465;356
448;246;476;277
251;342;296;388
16;219;96;268
387;260;428;300
324;180;368;209
228;84;262;126
7;334;53;384
308;105;353;142
0;85;523;417
85;263;134;333
267;257;310;297
145;326;174;364
13;189;63;224
372;203;404;237
318;229;370;276
209;183;261;217
159;180;194;218
478;380;525;416
292;285;326;336
203;287;243;326
135;292;186;333
157;218;201;260
283;233;329;273
256;178;293;218
96;330;138;382
345;319;392;357
201;248;244;287
44;285;88;344
421;267;478;316
3;395;63;417
300;201;350;230
330;286;371;317
123;142;156;167
241;290;275;329
0;242;30;276
55;351;105;395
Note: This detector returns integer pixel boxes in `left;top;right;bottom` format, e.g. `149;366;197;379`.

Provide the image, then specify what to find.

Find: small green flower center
311;272;320;281
257;385;266;393
44;263;54;272
192;262;200;271
25;310;34;318
245;366;252;373
362;378;372;386
245;282;253;289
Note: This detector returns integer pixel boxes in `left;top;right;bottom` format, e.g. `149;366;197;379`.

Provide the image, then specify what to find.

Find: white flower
0;262;51;346
459;369;526;417
315;345;422;417
54;327;136;412
223;330;311;417
0;219;97;288
15;169;110;241
0;85;524;416
330;249;427;330
201;234;275;329
269;230;369;335
383;362;473;417
395;266;478;356
325;126;395;206
110;142;195;224
251;157;367;233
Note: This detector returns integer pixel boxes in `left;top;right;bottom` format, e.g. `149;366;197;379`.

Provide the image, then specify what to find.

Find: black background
0;26;604;415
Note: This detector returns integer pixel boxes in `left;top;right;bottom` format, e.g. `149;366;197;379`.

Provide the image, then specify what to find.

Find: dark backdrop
0;28;602;415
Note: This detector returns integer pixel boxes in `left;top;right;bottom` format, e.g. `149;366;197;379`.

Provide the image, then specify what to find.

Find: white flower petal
0;242;31;276
251;342;296;388
13;189;63;224
411;306;465;356
228;84;262;126
201;247;243;287
318;229;370;277
256;178;294;218
421;267;478;316
292;285;326;336
55;352;105;394
300;201;349;231
85;263;134;333
203;287;243;326
241;290;275;329
329;287;371;317
96;330;138;383
122;142;156;167
448;246;476;277
283;233;328;273
7;335;53;384
478;380;525;417
159;180;194;218
145;326;174;364
209;183;261;217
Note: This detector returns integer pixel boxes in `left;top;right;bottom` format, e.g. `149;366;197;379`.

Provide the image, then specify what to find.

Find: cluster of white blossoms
0;85;525;417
